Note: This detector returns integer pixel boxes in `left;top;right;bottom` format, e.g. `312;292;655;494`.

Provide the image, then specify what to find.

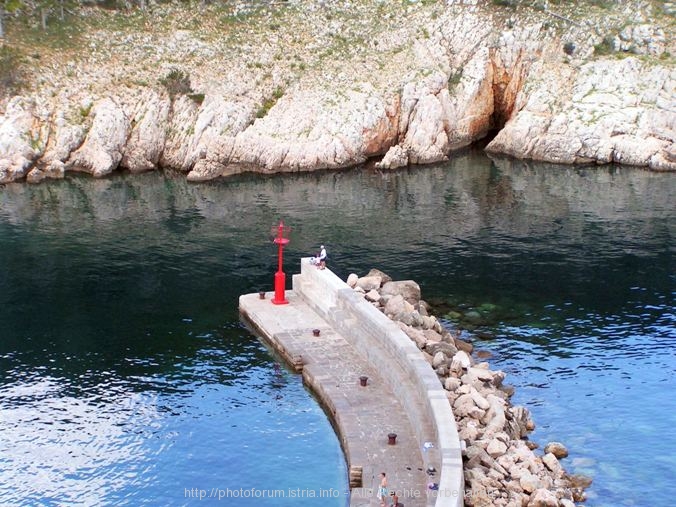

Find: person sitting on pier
310;244;327;269
317;244;327;270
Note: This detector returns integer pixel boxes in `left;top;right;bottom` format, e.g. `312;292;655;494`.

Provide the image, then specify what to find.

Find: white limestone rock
487;438;508;458
432;351;447;369
356;275;382;291
346;273;359;288
375;144;409;169
423;329;443;343
519;471;540;494
384;294;407;316
66;98;129;177
121;89;170;172
487;58;675;171
444;377;462;392
364;289;381;303
526;488;558;507
380;280;421;306
0;97;41;183
452;350;473;370
470;388;491;410
542;452;563;476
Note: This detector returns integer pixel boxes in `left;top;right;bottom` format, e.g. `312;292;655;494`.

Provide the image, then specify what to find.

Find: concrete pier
239;260;463;507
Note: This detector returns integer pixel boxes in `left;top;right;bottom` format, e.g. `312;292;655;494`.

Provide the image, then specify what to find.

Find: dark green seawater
1;150;674;506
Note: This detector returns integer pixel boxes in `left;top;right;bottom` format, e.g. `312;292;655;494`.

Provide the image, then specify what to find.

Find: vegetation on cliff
0;0;673;183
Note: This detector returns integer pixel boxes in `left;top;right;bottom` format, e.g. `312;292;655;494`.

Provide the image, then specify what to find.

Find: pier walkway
239;260;463;507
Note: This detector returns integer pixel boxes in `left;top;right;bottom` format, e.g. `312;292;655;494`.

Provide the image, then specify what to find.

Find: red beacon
271;220;291;305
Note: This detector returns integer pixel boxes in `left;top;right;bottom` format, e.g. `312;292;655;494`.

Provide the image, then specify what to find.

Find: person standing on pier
377;472;388;507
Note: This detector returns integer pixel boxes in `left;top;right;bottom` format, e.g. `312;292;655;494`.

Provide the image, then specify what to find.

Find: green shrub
159;68;193;99
256;86;285;118
594;35;615;56
448;69;463;91
188;93;205;105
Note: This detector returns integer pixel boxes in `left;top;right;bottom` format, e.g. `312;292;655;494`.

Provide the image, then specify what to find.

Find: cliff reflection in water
2;151;671;309
1;152;672;240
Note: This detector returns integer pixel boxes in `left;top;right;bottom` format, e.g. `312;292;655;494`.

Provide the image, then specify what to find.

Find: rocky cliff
0;0;673;184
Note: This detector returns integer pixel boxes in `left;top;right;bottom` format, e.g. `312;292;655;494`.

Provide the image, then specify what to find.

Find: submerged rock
544;441;569;459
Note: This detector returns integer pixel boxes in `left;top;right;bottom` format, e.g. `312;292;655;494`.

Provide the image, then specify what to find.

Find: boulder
375;144;409;169
470;389;491;410
380;280;421;305
346;273;358;288
395;309;424;327
449;358;464;376
454;336;474;353
542;453;563;476
397;322;427;349
444;377;462;392
487;438;508;458
459;420;479;442
544;442;568;459
453;393;477;418
365;268;392;285
519;472;539;494
567;474;593;489
423;329;443;343
432;351;447;369
384;294;407;316
468;366;495;383
491;370;506;387
356;275;382;291
421;315;436;329
526;488;558;507
364;289;381;302
483;394;507;439
452;350;473;369
427;341;458;358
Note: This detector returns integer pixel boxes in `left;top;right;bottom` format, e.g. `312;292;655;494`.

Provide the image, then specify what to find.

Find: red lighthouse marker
271;221;290;305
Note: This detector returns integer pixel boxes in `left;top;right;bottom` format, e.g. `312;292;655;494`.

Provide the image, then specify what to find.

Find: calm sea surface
1;151;674;506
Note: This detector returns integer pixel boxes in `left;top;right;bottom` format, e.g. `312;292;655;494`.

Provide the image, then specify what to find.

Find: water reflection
1;150;674;505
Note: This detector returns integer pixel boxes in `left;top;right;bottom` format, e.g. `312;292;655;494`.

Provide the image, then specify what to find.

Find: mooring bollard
312;329;320;337
259;291;266;299
388;433;397;445
359;375;368;387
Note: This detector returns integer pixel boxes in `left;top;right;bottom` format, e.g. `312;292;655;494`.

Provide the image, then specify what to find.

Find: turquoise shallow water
0;151;674;506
